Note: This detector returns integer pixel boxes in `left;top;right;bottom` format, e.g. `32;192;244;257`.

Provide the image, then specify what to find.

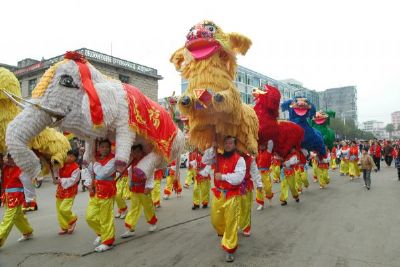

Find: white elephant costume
6;51;185;182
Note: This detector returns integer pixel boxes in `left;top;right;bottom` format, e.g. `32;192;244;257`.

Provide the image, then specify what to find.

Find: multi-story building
181;65;320;119
361;120;386;138
391;111;400;137
2;48;162;101
318;86;358;124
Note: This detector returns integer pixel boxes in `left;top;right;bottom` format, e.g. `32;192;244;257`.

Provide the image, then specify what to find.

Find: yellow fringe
32;60;67;98
28;128;71;168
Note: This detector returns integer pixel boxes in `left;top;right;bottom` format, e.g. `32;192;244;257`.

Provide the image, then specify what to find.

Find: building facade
181;65;320;119
361;120;387;139
391;111;400;137
3;48;162;101
318;86;358;124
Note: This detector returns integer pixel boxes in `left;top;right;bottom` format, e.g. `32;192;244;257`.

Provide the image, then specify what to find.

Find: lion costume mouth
314;117;327;125
293;107;308;116
186;38;221;60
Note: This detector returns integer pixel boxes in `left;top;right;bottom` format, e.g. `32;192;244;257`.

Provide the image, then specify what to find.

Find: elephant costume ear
64;51;104;128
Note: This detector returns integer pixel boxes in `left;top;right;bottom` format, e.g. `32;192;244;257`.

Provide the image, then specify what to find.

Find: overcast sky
1;0;399;124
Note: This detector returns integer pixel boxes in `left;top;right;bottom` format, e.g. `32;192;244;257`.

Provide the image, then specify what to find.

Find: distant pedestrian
394;146;400;181
369;141;382;171
360;148;377;190
383;141;394;167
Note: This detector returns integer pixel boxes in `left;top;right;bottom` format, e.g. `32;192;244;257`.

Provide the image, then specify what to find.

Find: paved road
1;165;400;267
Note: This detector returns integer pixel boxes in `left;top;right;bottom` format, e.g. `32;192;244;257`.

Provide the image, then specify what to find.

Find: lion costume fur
170;20;258;154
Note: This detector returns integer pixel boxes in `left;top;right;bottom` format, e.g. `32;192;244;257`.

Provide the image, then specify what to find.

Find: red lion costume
253;85;304;158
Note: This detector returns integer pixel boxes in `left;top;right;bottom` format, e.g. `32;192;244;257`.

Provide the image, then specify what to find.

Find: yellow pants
211;194;241;253
330;158;337;170
239;190;253;232
279;174;299;202
312;159;318;179
184;169;196;186
56;197;77;231
125;192;157;230
152;179;161;206
318;168;330;188
192;179;211;206
256;170;273;205
0;204;33;247
86;196;115;245
349;161;360;177
272;165;281;182
115;176;128;213
340;159;349;175
164;175;174;195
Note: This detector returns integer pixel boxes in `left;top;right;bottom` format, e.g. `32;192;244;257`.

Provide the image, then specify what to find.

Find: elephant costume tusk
1;90;66;120
0;89;27;109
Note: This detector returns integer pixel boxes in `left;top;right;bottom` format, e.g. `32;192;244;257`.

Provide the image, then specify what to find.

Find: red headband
64;51;104;127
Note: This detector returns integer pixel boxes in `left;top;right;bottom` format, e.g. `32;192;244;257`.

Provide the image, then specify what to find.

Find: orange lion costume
170;20;258;154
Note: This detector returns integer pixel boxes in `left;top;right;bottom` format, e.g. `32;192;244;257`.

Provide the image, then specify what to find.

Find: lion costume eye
59;75;78;89
205;24;216;33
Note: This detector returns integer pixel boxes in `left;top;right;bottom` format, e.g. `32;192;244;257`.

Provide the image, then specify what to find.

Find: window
237;72;245;83
28;78;37;96
252;77;260;87
246;75;251;85
119;74;130;84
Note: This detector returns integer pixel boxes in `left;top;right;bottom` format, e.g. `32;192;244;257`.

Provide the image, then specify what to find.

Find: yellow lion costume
0;67;70;167
170;20;258;154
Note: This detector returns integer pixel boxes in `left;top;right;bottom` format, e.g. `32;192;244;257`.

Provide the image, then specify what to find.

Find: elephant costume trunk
6;105;53;178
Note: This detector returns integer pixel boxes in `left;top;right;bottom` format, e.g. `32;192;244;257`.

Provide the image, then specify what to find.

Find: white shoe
114;213;121;218
94;244;113;252
120;230;135;238
18;233;33;242
93;236;101;246
163;195;169;200
256;205;264;211
119;210;127;219
148;225;157;232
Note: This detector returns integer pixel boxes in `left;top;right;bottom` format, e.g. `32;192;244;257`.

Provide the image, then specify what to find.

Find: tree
386;123;395;139
330;117;375;140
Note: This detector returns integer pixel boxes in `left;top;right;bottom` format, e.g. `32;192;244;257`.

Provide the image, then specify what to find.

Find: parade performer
317;146;331;189
192;152;212;209
279;148;300;206
271;156;281;183
0;67;70;213
339;141;350;176
202;136;245;262
121;145;157;238
54;149;80;234
170;20;258;156
163;160;182;199
349;141;361;179
310;151;319;183
295;149;309;193
256;141;274;210
239;153;262;236
114;168;128;219
330;144;338;170
152;168;164;208
5;53;185;196
84;139;116;252
0;154;33;248
184;149;198;188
